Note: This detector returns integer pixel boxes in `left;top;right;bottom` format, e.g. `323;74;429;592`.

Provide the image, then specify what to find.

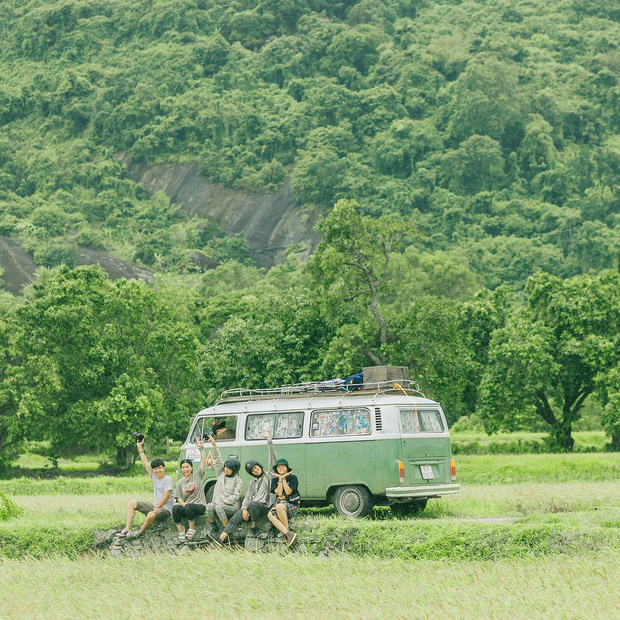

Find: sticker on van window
310;409;371;437
185;448;201;462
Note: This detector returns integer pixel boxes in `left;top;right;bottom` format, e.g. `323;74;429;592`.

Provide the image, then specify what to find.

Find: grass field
0;552;618;619
0;451;618;617
451;430;608;453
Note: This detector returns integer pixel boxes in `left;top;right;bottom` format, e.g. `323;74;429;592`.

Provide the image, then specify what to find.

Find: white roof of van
194;392;440;416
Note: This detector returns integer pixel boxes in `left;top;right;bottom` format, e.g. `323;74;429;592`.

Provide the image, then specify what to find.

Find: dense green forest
0;0;618;463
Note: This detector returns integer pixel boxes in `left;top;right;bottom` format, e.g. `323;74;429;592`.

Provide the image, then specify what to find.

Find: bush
32;242;76;268
0;493;24;521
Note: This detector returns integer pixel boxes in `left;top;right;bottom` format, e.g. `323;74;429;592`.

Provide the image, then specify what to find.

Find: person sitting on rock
172;437;209;542
116;437;174;539
205;433;242;539
219;430;275;545
268;456;300;547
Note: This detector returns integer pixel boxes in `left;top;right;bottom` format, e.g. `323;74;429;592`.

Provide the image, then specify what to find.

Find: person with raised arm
172;437;209;542
205;433;242;539
218;430;276;545
116;437;174;539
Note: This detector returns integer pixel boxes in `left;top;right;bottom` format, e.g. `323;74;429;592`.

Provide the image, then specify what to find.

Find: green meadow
0;451;618;617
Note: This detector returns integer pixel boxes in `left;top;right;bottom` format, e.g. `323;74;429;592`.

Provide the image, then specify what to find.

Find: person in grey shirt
219;430;276;544
173;437;209;542
205;434;242;538
116;437;174;539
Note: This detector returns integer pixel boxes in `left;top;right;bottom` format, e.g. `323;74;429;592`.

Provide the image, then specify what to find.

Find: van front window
400;408;444;433
310;409;371;437
192;416;237;442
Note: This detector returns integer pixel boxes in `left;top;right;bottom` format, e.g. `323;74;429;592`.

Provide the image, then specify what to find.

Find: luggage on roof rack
219;378;423;401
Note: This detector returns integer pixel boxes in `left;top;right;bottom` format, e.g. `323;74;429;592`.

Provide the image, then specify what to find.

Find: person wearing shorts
173;437;209;542
268;456;300;547
116;437;174;539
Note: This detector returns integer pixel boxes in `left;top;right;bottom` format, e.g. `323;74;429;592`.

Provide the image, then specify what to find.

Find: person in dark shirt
268;455;300;547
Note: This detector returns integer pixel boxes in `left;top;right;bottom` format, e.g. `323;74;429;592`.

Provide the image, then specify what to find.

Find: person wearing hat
219;430;276;545
205;433;242;538
268;454;300;547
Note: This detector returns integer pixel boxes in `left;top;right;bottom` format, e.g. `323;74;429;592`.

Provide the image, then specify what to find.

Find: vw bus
179;379;459;518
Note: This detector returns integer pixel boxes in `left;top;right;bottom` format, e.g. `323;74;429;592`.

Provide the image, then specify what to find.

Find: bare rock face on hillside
0;235;153;296
126;160;319;268
75;248;154;282
0;236;37;295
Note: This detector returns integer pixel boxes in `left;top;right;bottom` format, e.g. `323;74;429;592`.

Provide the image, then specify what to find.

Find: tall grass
0;552;618;618
1;485;618;560
452;431;608;454
456;453;620;484
0;476;152;496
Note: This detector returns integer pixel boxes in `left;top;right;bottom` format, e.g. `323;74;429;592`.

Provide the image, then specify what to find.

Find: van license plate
420;465;434;480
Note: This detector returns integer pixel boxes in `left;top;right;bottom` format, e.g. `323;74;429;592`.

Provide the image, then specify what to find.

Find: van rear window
400;409;444;433
310;409;371;437
245;412;304;440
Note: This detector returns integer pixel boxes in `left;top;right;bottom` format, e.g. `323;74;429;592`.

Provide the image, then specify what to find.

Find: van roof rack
219;379;424;401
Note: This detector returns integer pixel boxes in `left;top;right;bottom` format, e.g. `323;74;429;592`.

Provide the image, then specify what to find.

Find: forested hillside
0;0;618;462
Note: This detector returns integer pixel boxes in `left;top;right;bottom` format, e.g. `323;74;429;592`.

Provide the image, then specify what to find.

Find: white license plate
420;465;435;480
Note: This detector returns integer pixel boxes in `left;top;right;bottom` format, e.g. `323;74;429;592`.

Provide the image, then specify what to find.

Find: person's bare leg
268;510;288;535
138;510;157;534
176;522;186;535
275;503;289;530
125;499;138;530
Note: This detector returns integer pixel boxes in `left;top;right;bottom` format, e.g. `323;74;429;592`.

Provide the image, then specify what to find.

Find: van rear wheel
390;499;427;518
333;486;373;518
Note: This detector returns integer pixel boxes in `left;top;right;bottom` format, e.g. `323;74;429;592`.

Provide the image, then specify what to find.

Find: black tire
204;484;214;504
390;499;428;518
333;485;373;518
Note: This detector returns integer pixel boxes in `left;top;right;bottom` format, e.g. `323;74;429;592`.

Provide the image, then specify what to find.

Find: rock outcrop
125;160;320;268
0;235;153;296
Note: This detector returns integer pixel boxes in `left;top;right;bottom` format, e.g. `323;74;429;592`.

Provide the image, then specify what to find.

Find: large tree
15;265;201;466
308;199;415;365
479;271;619;450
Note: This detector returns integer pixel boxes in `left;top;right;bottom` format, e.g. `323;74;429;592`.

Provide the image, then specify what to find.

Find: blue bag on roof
342;373;363;391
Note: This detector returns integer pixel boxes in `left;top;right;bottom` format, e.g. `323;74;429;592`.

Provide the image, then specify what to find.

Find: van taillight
398;460;405;483
451;459;456;481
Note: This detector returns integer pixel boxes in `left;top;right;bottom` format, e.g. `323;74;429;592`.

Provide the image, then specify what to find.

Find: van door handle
229;455;238;459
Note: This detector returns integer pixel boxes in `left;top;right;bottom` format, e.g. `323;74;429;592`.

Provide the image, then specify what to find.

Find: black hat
245;459;264;478
224;458;240;477
273;458;291;473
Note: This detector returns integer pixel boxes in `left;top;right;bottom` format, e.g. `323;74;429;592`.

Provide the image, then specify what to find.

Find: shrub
0;492;24;521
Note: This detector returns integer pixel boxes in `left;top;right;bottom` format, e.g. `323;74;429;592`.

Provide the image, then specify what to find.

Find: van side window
400;408;444;433
245;412;304;440
310;409;371;437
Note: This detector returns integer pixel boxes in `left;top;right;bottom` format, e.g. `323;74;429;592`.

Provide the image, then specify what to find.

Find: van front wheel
333;486;373;518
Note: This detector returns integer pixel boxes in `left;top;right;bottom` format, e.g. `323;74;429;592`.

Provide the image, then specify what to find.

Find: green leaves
479;272;620;449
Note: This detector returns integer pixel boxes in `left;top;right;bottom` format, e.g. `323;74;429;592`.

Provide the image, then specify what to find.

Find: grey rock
124;159;319;268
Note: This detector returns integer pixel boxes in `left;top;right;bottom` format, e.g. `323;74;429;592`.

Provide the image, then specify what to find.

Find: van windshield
400;408;444;433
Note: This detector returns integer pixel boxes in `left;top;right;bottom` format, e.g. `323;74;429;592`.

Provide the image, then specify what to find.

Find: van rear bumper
385;483;460;499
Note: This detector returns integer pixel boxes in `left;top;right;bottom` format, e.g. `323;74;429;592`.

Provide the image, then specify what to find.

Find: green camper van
179;378;459;518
